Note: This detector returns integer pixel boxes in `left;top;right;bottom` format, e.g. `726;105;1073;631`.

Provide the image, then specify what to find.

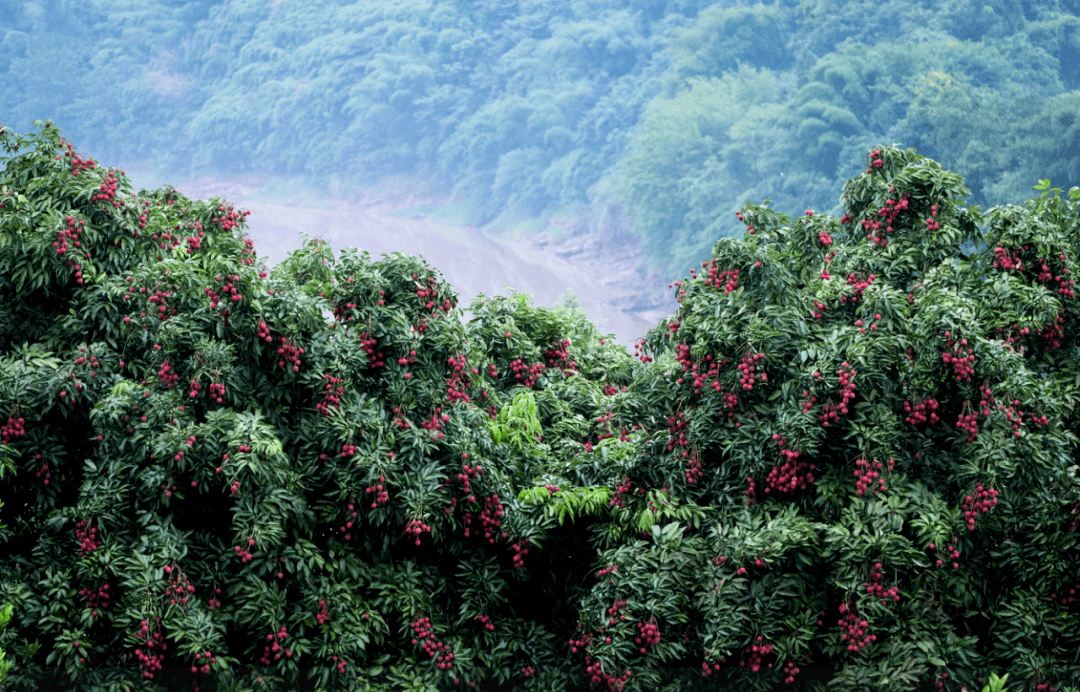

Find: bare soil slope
135;172;676;349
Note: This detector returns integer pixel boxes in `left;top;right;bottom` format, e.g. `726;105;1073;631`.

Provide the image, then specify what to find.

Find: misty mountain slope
3;0;1078;284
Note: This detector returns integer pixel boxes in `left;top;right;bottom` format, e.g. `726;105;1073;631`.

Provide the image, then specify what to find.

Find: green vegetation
1;122;1079;691
0;595;11;686
3;0;1079;280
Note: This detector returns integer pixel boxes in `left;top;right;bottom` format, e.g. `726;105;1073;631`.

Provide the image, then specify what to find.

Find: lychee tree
0;120;1079;692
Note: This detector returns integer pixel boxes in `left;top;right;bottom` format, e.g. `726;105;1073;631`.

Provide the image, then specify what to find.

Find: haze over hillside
122;167;674;349
3;0;1078;341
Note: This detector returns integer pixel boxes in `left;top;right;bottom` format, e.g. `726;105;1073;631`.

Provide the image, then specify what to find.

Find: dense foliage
2;123;1080;692
3;0;1080;280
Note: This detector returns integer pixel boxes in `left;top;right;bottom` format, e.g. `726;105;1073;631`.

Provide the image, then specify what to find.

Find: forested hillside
3;0;1078;278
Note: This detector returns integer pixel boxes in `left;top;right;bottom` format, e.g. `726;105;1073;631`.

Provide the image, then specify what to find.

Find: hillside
123;168;673;348
3;0;1078;281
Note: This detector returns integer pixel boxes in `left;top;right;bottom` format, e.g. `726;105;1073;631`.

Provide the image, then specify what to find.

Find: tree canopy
1;122;1079;692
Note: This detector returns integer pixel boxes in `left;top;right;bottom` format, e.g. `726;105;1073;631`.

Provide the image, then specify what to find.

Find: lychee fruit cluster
956;402;979;441
316;374;344;416
508;358;546;387
1002;399;1027;437
72;347;101;378
854;458;891;496
366;475;389;508
904;397;940;426
337;496;358;540
190;649;215;675
863;562;900;604
685;449;704;484
1;414;25;444
738;351;765;391
924;205;940;231
256;320;273;343
55;215;85;263
720;390;738;420
146;288;176;320
838;599;875;651
704;257;741;293
258;626;290;665
635;620;661;654
544;337;578;376
78;580;110;618
511;537;529;569
609;598;629;620
1051;583;1079;607
409;615;455;669
930;537;962;568
162;564;195;607
421;408;450;440
476;493;506;544
75;519;103;557
700;649;727;677
740;635;773;673
94;170;120;206
782;659;801;684
960;484;999;531
276;337;303;372
942;332;974;381
357;332;385;369
675;344;726;400
157;360;179;389
60;142;95;177
583;654;632;690
396;350;417;370
611;477;633;509
405;517;431;546
843;273;874;303
234;537;256;563
569;630;595;655
993;243;1021;270
854;313;883;333
1040;317;1065;350
868;189;911;248
133;617;166;679
445;353;475;404
666;411;688;453
35;458;52;486
819;363;856;427
765;436;815;494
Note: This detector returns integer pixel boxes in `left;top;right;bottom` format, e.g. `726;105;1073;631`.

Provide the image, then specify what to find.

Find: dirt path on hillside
137;172;676;349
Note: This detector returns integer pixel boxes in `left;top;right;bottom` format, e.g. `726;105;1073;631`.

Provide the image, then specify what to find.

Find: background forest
2;0;1078;281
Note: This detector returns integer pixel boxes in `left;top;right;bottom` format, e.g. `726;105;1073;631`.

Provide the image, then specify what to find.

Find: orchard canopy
0;120;1078;692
